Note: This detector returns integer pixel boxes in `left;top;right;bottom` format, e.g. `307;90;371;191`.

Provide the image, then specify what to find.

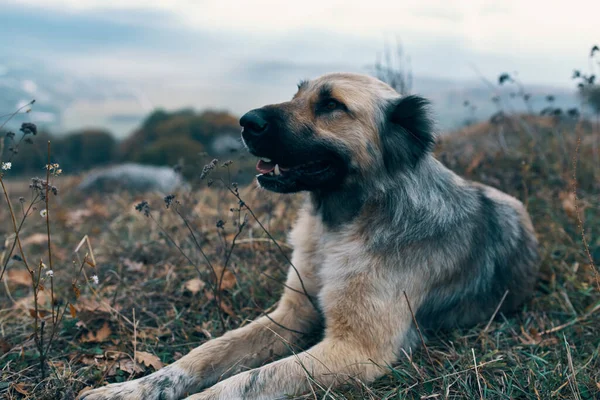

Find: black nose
240;110;269;136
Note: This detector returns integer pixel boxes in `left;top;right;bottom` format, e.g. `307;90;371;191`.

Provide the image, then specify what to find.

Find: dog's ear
381;95;435;172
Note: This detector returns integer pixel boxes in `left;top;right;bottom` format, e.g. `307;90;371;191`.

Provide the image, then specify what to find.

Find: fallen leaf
76;298;113;313
12;383;29;395
218;300;236;317
72;283;81;299
183;278;206;295
7;269;32;286
116;359;144;375
137;327;171;341
0;337;12;354
518;326;558;346
78;355;101;366
214;267;236;290
22;233;48;246
123;258;144;272
559;191;578;220
204;291;237;318
135;351;164;370
75;321;88;329
28;308;50;319
69;303;77;318
81;322;111;343
13;291;51;312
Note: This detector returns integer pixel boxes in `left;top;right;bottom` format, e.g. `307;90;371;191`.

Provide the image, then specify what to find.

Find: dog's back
413;172;540;330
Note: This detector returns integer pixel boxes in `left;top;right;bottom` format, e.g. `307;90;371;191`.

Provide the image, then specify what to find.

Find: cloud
1;0;596;136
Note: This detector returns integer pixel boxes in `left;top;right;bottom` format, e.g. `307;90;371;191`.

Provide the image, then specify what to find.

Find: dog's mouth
252;155;342;193
256;158;331;176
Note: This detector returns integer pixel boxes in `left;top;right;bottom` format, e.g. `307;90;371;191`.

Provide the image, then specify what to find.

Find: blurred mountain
0;61;147;138
1;61;581;138
414;76;581;131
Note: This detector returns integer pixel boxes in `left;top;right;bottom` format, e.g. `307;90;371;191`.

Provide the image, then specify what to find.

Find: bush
58;129;116;171
133;136;205;169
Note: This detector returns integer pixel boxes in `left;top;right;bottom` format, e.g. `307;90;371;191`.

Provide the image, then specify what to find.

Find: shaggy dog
80;73;539;400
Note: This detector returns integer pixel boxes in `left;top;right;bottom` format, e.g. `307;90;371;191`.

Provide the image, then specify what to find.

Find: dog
79;73;539;400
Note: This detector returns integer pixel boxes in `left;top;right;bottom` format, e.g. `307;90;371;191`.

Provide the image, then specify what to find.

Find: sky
1;0;598;136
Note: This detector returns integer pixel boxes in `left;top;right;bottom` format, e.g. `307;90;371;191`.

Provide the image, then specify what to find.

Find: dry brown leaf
28;308;50;319
205;291;237;318
123;258;144;272
76;298;113;313
81;322;111;343
13;291;51;311
135;351;164;370
78;355;99;366
72;283;81;299
137;327;171;341
13;383;29;395
559;191;578;220
75;321;88;330
219;301;236;317
22;233;48;246
0;337;12;354
7;269;32;286
69;303;77;318
214;267;236;290
518;326;558;346
116;359;145;375
183;278;206;295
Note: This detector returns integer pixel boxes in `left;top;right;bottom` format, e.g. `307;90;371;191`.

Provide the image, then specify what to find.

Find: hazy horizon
1;0;598;137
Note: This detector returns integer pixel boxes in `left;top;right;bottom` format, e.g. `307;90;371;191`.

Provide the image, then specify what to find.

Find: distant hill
0;61;583;137
1;108;255;184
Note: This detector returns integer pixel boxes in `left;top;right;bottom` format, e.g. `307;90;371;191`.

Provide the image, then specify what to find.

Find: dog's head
240;73;434;193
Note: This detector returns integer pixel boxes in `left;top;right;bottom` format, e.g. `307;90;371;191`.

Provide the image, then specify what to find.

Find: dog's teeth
274;164;281;175
261;158;272;163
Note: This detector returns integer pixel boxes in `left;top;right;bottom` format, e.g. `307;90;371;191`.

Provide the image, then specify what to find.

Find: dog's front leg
184;337;392;400
185;272;421;400
78;284;320;400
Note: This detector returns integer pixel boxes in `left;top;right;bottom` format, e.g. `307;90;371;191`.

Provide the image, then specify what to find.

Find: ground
1;116;599;399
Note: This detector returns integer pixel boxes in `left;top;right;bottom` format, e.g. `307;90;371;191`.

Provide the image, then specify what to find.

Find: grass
1;114;599;400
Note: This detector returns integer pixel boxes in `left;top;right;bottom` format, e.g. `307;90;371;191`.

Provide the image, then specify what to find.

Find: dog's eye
316;98;346;115
320;99;344;113
325;100;338;110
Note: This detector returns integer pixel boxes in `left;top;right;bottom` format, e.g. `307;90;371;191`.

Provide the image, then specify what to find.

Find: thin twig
482;290;509;334
133;308;137;369
472;348;484;400
562;335;582;400
44;142;55;325
0;194;39;282
173;207;218;284
570;129;599;291
403;290;433;367
0;100;35;132
223;184;318;312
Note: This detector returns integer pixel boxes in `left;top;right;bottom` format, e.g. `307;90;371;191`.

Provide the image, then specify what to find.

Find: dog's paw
182;387;222;400
77;379;175;400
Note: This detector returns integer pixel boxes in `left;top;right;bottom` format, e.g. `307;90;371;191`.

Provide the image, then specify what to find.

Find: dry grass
1;116;599;399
